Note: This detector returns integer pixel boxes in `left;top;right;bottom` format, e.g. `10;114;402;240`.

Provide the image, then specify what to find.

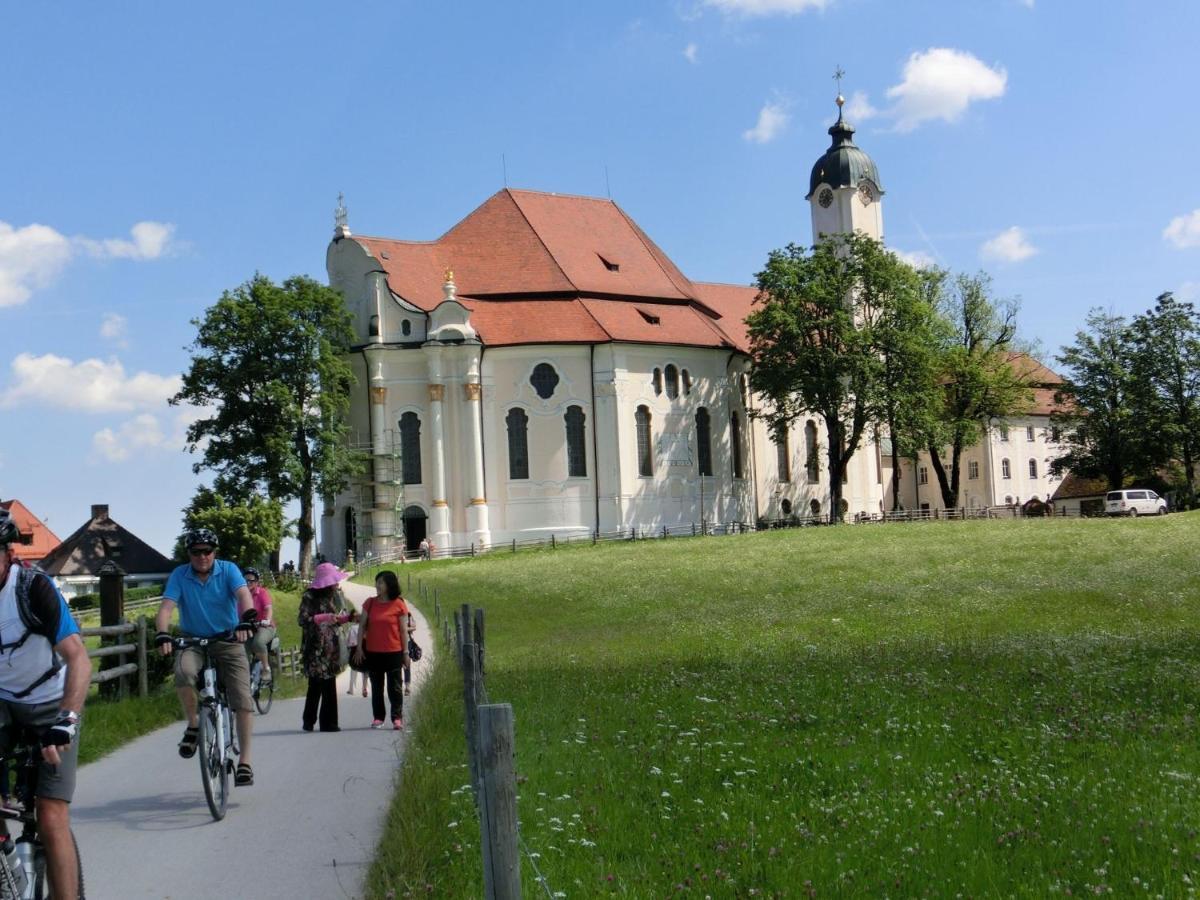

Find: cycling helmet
243;567;260;581
183;527;219;549
0;509;19;547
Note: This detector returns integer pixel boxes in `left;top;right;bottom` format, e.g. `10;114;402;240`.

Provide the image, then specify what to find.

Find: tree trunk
890;443;903;511
296;425;315;579
825;419;844;524
927;442;952;509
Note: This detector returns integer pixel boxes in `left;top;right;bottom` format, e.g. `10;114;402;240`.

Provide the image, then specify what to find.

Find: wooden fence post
97;560;126;699
454;611;463;657
136;616;149;698
461;603;473;650
477;703;521;899
462;643;481;799
474;607;485;675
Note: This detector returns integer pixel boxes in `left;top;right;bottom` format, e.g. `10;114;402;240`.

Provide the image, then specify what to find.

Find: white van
1105;489;1167;517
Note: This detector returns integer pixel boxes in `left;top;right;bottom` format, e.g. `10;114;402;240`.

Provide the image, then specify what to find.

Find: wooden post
454;611;463;658
136;615;148;697
473;607;485;675
461;603;473;648
462;643;481;799
97;560;126;699
477;703;521;899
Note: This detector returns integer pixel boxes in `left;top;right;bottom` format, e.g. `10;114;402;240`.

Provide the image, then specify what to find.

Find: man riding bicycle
155;528;258;786
0;508;91;900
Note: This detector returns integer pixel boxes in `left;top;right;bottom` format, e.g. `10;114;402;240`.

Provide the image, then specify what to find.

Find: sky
3;0;1198;563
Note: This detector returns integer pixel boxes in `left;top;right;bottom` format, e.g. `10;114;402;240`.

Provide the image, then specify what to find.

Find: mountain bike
0;728;85;898
173;635;240;821
248;634;280;715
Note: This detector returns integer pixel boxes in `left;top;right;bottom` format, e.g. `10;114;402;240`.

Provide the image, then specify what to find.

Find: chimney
91;504;110;521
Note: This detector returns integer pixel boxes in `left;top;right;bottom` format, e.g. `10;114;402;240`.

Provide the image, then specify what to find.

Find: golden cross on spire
833;65;845;94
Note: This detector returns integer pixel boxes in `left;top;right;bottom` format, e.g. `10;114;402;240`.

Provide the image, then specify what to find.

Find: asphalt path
72;580;431;899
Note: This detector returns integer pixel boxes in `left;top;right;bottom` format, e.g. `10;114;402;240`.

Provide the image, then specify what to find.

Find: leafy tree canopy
174;486;286;568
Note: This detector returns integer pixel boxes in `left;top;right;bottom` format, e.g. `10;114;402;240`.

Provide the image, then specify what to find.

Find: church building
320;94;1043;561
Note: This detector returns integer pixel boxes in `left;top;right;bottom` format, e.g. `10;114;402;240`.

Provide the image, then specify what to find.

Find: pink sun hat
310;562;351;590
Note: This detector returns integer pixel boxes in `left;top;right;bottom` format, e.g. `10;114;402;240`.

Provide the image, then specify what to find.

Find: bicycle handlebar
171;632;239;649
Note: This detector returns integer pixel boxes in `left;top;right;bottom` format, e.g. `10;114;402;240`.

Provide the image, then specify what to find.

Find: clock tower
806;92;884;244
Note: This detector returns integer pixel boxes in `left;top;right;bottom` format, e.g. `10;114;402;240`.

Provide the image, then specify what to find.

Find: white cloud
100;312;129;346
705;0;829;15
2;353;181;413
1163;209;1200;249
893;249;936;269
843;90;878;122
92;414;166;463
885;48;1007;132
0;223;73;307
980;226;1038;263
683;42;699;64
743;101;789;144
0;219;177;307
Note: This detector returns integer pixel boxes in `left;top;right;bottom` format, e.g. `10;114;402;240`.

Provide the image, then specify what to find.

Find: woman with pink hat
297;562;355;732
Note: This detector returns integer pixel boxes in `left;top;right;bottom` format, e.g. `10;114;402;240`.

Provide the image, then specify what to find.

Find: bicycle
0;728;85;899
173;635;240;821
248;634;280;715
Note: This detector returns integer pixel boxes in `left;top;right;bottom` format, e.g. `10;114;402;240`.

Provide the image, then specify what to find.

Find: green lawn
365;514;1200;898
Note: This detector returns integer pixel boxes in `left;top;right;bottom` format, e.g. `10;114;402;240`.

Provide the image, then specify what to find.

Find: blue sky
3;0;1198;562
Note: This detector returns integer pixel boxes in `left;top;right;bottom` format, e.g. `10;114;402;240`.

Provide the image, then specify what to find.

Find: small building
0;498;62;562
1050;473;1109;517
37;504;174;598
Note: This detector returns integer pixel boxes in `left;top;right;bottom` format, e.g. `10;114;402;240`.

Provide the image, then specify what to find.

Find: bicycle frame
173;635;239;821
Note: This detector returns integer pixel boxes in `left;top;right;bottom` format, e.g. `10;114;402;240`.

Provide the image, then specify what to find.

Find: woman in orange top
352;570;409;730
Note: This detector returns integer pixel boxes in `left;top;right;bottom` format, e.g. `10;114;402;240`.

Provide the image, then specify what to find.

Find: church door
402;506;428;553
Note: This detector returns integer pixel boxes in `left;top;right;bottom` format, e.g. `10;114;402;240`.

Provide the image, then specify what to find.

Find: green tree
1129;292;1200;508
748;232;922;522
923;272;1032;509
170;274;358;576
1050;310;1139;491
175;486;286;568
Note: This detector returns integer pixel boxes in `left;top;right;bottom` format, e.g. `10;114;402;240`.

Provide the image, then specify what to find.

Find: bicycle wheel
253;675;274;715
197;705;228;821
31;829;84;899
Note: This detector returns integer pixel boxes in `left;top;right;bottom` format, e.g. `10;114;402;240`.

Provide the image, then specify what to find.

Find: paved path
72;581;432;899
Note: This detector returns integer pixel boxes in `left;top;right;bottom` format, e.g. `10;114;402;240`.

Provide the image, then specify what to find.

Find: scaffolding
345;428;405;562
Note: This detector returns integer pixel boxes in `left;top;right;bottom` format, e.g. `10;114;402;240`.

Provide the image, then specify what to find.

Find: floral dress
298;590;345;679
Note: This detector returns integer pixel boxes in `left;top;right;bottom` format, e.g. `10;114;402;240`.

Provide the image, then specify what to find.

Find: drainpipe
590;343;601;535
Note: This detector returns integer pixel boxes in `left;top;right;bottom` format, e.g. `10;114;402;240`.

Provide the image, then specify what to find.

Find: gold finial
444;267;455;284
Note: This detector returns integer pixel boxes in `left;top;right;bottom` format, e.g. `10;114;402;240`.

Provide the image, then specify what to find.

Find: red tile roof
0;499;62;562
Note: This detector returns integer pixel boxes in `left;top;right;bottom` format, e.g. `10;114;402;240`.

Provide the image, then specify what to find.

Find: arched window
1028;459;1038;478
506;408;529;479
739;374;749;407
730;411;744;479
809;499;821;517
530;363;559;400
805;421;819;483
652;368;663;396
665;365;679;400
636;406;653;476
696;407;712;476
781;498;792;516
681;369;691;396
1001;458;1011;479
565;405;587;477
776;432;790;483
401;319;412;337
368;315;380;337
399;412;422;484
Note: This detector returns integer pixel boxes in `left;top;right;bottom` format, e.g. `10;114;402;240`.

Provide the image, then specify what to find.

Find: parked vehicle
1105;489;1167;517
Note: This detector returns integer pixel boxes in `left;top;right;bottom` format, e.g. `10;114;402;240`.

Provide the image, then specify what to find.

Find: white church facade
320;96;1063;561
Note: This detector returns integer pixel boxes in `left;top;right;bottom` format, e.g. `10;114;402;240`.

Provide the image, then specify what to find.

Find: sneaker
370;719;384;730
392;718;404;731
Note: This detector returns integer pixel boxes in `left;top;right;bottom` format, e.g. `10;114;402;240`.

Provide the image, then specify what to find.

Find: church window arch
809;498;821;517
681;369;692;396
368;315;380;337
401;319;411;337
506;408;530;479
636;406;654;477
805;420;819;483
776;431;790;483
781;498;792;516
399;412;422;485
696;407;713;476
730;411;744;479
530;363;559;400
665;364;679;400
652;368;663;396
1001;458;1011;479
565;406;587;478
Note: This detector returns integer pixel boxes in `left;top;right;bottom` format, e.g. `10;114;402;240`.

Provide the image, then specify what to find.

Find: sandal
178;725;199;759
235;763;254;786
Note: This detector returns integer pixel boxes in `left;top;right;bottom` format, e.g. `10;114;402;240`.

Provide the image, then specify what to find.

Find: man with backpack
0;508;91;900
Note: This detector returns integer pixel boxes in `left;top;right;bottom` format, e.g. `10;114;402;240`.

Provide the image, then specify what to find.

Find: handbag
336;627;350;671
408;638;422;662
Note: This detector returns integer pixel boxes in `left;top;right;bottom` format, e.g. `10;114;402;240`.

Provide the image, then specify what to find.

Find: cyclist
242;568;275;684
0;508;90;900
155;528;258;786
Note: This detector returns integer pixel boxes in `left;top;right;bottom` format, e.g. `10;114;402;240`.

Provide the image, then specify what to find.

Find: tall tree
748;232;921;522
170;274;358;576
175;486;286;568
923;272;1031;508
1050;310;1139;491
1129;292;1200;508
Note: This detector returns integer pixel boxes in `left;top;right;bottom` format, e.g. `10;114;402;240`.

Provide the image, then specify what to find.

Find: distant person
242;568;275;683
0;509;91;900
353;571;409;730
298;563;354;732
418;537;430;560
155;528;258;786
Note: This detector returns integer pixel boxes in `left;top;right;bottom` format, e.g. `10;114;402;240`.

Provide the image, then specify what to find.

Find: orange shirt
362;596;409;653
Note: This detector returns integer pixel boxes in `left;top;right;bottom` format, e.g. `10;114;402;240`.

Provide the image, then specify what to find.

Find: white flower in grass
649;766;662;775
448;821;459;828
661;791;671;798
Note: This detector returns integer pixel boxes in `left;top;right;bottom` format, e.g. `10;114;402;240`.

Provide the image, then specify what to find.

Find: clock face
818;188;834;208
857;182;873;205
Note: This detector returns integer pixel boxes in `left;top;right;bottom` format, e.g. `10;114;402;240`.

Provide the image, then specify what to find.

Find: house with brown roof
38;504;174;598
0;498;62;562
321;96;895;558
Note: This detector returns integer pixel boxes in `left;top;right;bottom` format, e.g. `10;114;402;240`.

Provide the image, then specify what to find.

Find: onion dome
806;94;883;199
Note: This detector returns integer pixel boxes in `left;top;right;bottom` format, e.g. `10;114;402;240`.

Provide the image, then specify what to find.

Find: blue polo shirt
164;559;246;637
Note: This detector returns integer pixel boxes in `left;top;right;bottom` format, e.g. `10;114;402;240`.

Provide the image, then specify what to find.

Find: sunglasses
189;547;215;557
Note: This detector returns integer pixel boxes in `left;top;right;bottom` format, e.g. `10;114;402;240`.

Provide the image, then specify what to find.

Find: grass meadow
366;513;1200;898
